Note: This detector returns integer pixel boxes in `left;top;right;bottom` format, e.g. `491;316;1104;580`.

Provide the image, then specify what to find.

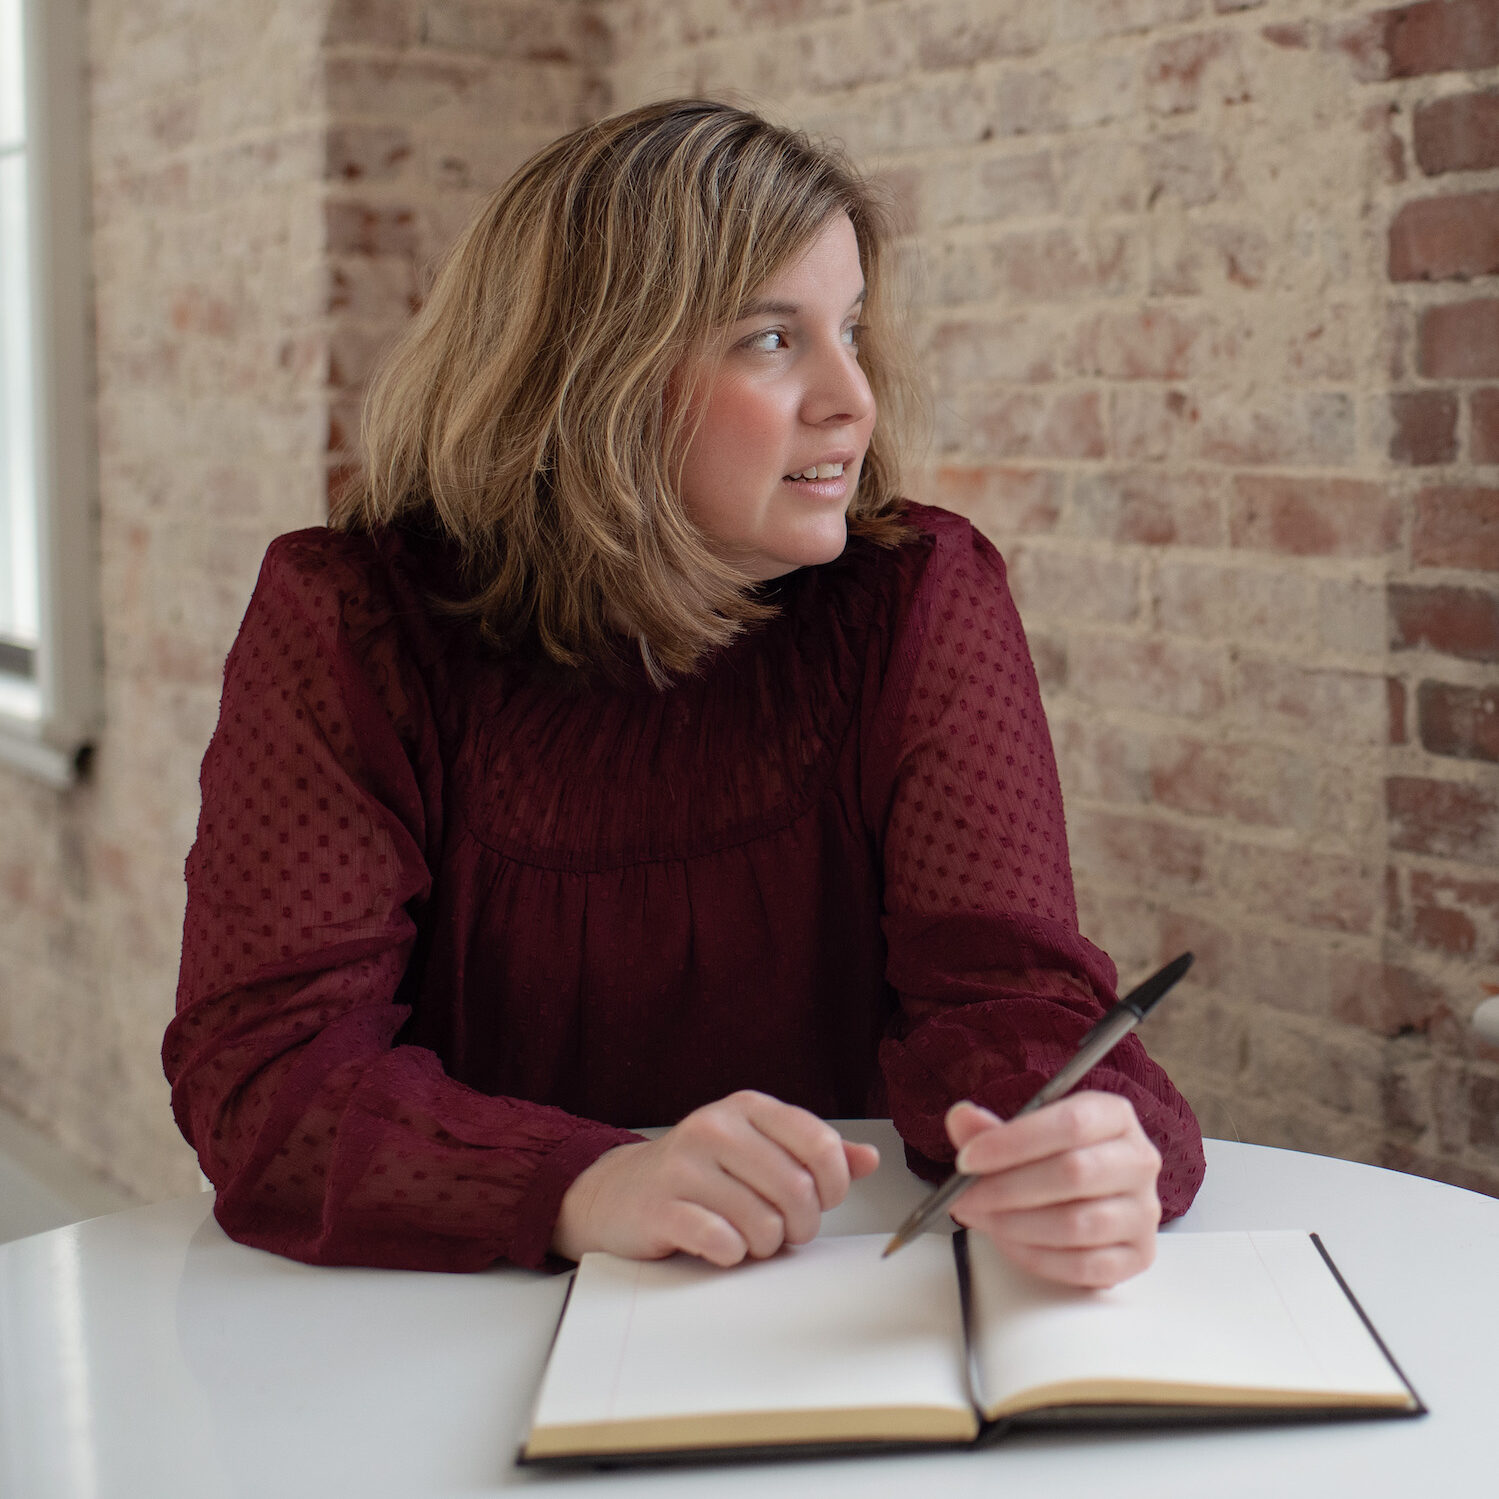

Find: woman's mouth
784;462;845;482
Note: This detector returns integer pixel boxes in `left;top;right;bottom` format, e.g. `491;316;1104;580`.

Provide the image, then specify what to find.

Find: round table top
2;1128;1496;1498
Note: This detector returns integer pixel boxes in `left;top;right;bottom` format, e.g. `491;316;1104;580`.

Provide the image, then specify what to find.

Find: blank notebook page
969;1229;1411;1413
532;1234;970;1431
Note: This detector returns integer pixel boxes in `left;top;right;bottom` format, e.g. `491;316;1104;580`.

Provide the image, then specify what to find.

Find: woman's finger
954;1192;1159;1251
952;1134;1161;1216
739;1092;857;1211
660;1199;752;1268
950;1092;1142;1178
995;1237;1157;1290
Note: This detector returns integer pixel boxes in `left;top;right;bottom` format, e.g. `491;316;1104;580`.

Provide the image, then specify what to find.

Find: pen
881;950;1194;1258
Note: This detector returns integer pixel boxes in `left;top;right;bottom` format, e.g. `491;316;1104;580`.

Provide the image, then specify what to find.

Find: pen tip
880;1236;901;1259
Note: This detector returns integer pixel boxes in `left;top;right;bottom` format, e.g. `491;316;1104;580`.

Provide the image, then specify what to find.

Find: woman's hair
333;98;923;680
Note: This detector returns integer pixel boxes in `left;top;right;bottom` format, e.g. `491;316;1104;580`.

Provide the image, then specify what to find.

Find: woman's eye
843;322;865;348
745;329;787;352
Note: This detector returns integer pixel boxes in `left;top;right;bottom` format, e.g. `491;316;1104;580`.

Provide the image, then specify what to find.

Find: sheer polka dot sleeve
868;510;1204;1220
163;533;640;1271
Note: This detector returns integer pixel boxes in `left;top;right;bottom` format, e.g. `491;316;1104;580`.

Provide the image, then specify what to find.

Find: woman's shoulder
836;499;1007;619
897;500;1005;574
249;525;447;649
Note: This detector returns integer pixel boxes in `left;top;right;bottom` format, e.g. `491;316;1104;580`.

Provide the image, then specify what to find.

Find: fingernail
955;1143;977;1174
945;1099;976;1123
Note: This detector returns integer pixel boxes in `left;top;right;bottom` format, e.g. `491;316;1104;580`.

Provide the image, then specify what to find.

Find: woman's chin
739;526;849;581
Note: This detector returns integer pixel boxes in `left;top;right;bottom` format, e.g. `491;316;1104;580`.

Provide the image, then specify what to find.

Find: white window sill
0;704;89;786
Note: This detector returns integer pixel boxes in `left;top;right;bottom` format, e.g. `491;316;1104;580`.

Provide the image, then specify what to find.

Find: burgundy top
165;502;1204;1271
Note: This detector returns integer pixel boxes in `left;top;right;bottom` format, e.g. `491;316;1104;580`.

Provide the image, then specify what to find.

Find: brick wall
607;0;1499;1192
0;0;599;1199
0;0;334;1196
1;0;1494;1200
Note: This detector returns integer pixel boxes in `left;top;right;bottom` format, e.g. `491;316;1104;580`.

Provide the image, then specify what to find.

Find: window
0;0;95;784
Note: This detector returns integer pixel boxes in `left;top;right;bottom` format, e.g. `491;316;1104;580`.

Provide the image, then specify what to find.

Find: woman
165;100;1204;1287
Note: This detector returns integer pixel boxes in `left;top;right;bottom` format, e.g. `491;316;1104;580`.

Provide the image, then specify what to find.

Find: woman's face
675;213;876;582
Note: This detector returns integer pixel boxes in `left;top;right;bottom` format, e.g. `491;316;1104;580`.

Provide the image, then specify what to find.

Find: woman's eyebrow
734;287;868;320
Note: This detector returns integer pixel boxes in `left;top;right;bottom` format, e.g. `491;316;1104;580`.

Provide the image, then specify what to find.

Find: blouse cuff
508;1123;646;1270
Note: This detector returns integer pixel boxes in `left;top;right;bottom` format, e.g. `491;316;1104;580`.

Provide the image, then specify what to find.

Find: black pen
881;951;1194;1257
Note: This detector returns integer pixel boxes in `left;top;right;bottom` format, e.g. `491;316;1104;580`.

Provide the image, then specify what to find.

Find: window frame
0;0;96;786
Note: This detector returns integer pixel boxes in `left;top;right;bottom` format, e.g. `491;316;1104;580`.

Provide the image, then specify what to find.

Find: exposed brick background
1;0;1495;1203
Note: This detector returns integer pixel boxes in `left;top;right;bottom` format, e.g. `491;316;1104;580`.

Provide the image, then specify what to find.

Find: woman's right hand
550;1091;880;1266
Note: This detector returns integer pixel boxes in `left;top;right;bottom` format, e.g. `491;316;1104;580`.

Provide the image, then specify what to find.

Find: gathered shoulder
251;526;412;647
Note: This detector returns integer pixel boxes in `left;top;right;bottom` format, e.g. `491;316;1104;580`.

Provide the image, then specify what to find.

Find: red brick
1056;0;1205;43
1108;388;1201;461
1030;633;1068;693
929;314;1059;385
1051;717;1152;805
1008;546;1140;625
1419;680;1499;762
323;0;416;46
1412;485;1499;568
1070;637;1227;718
327;327;387;392
1467;1070;1499;1147
1263;22;1310;48
992;228;1133;303
1388;774;1499;860
1389;583;1499;661
1075;306;1224;380
1149;220;1271;294
1384;0;1499;78
1389;389;1458;465
1473;388;1499;463
1236;936;1331;1020
1414;89;1499;175
1222;842;1379;935
972;152;1060;222
967;390;1106;460
1148;736;1321;830
913;2;1048;67
1153;559;1307;644
1331;959;1450;1036
931;465;1063;536
1389;191;1499;281
1072;470;1223;547
326;394;363;455
324;201;419;257
1144;31;1250;116
1229;476;1400;557
1143;132;1223;207
423;0;612;62
323;55;475;119
326;258;421;320
1417;299;1499;377
325;125;412;182
167;287;235;337
1408;869;1499;959
1069;810;1210;895
1234;657;1388;743
1056;139;1145;217
1197;391;1355;467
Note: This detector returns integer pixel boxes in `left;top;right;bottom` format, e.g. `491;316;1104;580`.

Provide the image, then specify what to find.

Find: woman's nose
803;341;874;428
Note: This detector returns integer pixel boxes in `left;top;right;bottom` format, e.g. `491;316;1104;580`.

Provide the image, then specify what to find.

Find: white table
2;1126;1495;1497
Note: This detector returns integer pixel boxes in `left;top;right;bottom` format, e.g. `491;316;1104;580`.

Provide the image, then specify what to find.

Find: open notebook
520;1229;1421;1465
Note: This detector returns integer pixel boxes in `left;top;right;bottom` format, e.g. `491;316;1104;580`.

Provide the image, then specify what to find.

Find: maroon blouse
164;502;1204;1271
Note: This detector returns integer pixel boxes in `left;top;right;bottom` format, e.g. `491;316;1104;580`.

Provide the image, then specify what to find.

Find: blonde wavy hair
333;98;923;679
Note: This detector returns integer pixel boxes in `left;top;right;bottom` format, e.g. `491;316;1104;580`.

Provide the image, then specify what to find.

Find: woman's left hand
944;1093;1162;1289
